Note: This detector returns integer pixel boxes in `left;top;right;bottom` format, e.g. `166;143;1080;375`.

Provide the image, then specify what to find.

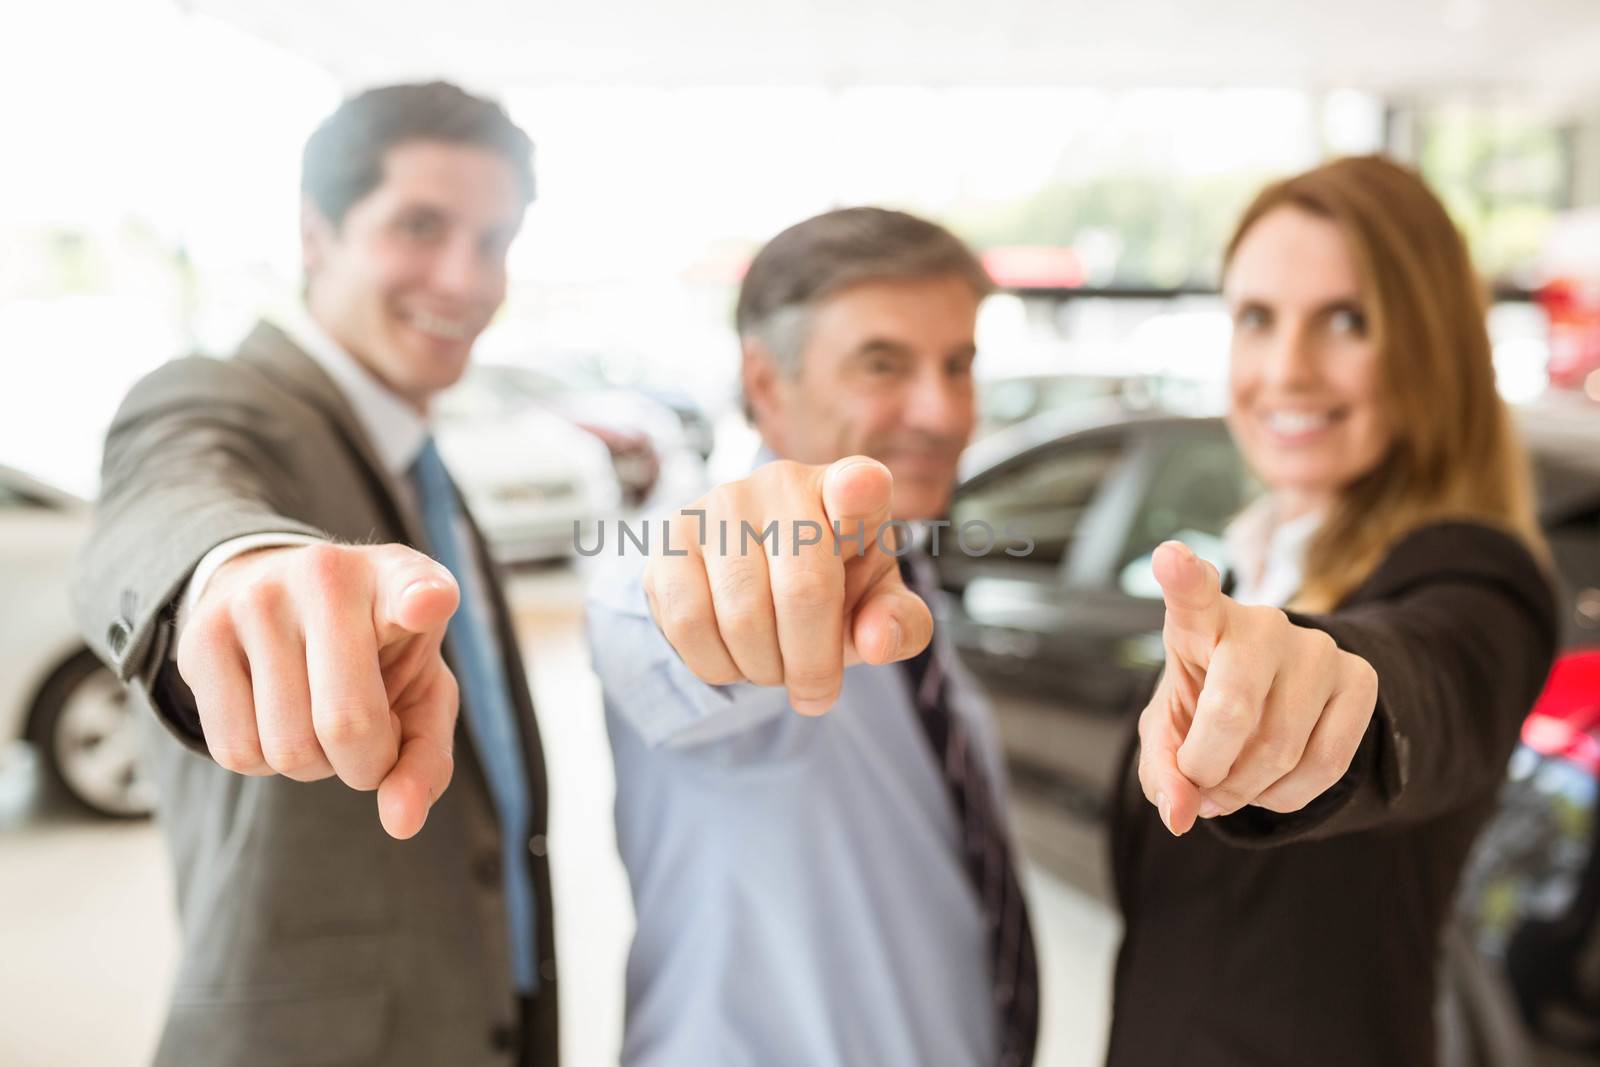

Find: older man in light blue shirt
588;208;1039;1067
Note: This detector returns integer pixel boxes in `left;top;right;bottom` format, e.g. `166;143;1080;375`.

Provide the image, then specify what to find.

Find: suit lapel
234;321;431;552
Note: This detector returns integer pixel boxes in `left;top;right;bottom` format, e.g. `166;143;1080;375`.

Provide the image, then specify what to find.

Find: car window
950;440;1123;569
1117;431;1252;598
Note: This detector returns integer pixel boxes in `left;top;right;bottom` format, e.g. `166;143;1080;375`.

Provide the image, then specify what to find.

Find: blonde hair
1223;156;1545;611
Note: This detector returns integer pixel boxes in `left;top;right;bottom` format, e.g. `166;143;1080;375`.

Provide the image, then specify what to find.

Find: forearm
72;361;326;741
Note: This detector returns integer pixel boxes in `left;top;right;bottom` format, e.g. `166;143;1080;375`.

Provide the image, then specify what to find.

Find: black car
937;406;1600;1061
938;411;1254;892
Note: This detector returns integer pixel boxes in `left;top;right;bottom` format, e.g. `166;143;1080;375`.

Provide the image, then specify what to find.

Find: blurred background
5;1;1600;1064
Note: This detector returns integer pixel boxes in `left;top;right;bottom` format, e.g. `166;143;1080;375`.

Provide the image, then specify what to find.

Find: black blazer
1106;520;1558;1067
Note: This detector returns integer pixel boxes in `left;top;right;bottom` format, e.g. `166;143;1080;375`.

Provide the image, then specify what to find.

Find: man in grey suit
73;82;557;1066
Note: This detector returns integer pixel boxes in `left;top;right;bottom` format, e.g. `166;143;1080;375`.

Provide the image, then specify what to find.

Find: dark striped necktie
898;554;1040;1067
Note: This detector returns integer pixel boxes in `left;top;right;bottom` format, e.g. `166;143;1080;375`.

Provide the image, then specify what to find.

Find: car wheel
26;650;155;819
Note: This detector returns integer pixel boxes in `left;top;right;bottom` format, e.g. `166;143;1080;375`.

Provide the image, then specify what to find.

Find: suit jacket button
489;1023;516;1052
475;853;502;886
107;618;133;658
527;834;547;858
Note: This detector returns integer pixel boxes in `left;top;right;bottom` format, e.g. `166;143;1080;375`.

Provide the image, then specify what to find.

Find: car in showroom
433;379;625;564
1;464;155;819
455;362;709;511
937;402;1600;1062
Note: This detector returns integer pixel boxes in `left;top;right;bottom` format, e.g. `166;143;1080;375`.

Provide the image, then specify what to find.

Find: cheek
1338;350;1392;458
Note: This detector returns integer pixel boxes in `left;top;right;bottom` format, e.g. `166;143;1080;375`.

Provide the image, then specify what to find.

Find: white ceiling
190;0;1600;110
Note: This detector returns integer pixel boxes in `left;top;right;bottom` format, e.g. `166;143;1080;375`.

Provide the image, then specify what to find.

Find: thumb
371;546;460;646
849;565;934;666
1152;541;1226;658
1137;679;1204;836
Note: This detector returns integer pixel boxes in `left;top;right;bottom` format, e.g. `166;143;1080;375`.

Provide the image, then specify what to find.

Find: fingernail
886;619;902;661
403;578;450;600
1198;798;1222;819
1156;791;1172;834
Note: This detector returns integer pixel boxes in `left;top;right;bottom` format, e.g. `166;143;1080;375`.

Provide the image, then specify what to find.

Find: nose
901;361;972;438
1259;320;1319;391
431;235;499;303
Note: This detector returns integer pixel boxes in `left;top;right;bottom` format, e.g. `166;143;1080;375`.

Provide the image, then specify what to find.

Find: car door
940;417;1249;893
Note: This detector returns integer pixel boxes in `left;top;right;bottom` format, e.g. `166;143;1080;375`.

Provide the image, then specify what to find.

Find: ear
300;195;335;284
741;338;784;428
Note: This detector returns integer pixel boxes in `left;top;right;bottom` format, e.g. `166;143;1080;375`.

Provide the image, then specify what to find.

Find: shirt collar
1223;495;1324;607
274;306;431;476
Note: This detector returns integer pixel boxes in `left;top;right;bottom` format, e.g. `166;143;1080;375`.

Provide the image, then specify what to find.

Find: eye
398;213;444;242
1235;305;1270;332
1327;306;1368;337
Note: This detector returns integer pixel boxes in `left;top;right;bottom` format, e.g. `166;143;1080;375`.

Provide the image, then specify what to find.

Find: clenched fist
1138;541;1379;836
175;542;460;839
644;456;935;715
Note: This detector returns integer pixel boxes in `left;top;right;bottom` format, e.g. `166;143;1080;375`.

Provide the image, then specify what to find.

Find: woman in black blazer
1105;156;1559;1066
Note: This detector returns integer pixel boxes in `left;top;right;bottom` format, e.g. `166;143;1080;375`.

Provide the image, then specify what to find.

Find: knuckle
1348;654;1379;698
438;667;460;712
1256;786;1309;814
1258;735;1303;777
770;568;837;613
784;663;840;698
745;661;785;688
260;733;326;777
176;609;232;675
231;578;288;623
1307;629;1340;667
713;563;763;607
209;739;266;775
659;583;708;637
1309;731;1359;779
316;699;382;747
1176;749;1226;789
1205;784;1248;813
1202;693;1253;731
703;664;745;687
296;542;355;592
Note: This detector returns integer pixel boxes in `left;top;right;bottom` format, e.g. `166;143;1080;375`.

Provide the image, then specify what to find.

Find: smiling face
745;274;980;520
301;139;526;411
1224;206;1395;518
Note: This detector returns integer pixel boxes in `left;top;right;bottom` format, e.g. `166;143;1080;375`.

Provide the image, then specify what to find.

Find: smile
1259;408;1345;441
406;310;474;341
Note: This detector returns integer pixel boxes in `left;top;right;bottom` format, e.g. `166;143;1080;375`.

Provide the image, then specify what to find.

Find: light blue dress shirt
587;524;1016;1067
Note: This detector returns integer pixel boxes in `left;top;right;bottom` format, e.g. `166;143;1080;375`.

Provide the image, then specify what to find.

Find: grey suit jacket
73;321;559;1067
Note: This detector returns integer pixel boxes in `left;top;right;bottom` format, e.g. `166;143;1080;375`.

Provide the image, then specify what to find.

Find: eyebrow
1229;294;1364;317
395;201;522;244
849;338;917;361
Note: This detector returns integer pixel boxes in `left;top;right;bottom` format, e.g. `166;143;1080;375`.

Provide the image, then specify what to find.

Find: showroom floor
0;565;1120;1067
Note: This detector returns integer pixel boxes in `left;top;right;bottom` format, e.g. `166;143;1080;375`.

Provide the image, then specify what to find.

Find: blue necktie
410;437;538;993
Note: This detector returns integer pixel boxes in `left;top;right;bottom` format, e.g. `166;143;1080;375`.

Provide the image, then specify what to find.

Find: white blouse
1222;496;1326;609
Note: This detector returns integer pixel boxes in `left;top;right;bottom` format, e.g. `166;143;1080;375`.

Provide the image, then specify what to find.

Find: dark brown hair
302;81;534;227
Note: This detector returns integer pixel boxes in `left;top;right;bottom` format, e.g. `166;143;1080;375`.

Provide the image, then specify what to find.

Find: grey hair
736;206;993;420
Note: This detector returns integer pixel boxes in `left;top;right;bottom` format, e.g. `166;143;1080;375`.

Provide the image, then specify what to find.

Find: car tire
26;649;154;819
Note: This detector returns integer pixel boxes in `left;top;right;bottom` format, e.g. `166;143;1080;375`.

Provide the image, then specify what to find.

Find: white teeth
1263;410;1333;435
409;311;471;340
